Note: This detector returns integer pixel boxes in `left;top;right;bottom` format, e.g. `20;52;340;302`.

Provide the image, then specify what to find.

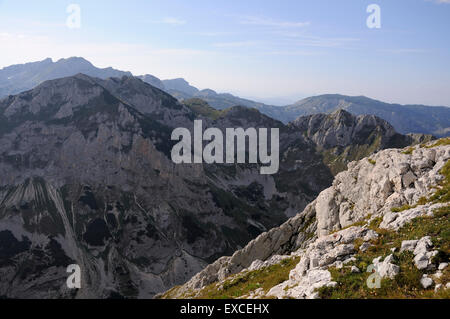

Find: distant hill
287;94;450;137
144;78;450;137
1;58;448;136
0;57;131;97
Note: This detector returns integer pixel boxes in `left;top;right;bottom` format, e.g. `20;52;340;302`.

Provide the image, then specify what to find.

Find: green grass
183;98;225;120
402;147;415;155
425;137;450;149
320;135;382;175
318;204;450;299
193;257;300;299
391;204;417;213
368;158;376;165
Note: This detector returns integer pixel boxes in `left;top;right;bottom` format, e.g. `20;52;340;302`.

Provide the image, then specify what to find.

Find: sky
0;0;449;106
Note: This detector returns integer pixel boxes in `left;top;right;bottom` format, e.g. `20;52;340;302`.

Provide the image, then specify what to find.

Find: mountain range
1;57;449;137
0;71;426;298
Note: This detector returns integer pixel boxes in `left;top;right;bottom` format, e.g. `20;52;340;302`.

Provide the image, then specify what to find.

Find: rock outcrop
162;142;450;299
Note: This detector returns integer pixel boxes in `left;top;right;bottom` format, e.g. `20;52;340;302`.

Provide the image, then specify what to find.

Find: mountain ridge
1;58;448;137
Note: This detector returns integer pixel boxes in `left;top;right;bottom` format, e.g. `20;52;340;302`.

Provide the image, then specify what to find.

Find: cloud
379;48;428;54
160;17;186;25
279;34;360;48
263;50;323;56
427;0;450;3
190;31;232;37
240;16;310;28
212;41;260;48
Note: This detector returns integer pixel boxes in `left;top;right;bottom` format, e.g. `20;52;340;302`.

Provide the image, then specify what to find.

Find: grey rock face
0;75;214;298
315;146;450;236
400;240;419;252
291;109;409;150
289;109;431;175
0;74;297;298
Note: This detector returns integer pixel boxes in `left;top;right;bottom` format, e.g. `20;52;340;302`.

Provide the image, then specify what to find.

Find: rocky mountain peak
290;108;422;152
162;78;199;96
199;89;217;96
138;74;165;90
55;57;94;68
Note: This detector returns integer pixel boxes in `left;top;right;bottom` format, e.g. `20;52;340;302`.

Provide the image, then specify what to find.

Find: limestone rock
412;236;438;270
268;269;333;299
351;266;360;273
400;240;419;252
420;275;433;289
373;255;400;279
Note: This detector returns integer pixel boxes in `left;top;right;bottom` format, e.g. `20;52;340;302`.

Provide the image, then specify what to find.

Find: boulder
400;240;419;252
373;254;400;279
438;263;448;271
351;266;360;273
420;275;433;289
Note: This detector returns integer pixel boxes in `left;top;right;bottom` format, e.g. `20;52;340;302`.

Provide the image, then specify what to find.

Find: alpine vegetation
171;120;280;174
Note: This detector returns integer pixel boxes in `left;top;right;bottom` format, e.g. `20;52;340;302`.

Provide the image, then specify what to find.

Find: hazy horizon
1;0;450;106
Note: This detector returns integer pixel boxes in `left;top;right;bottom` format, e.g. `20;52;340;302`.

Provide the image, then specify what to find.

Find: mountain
289;109;433;174
139;76;450;138
2;58;448;137
145;80;450;137
0;73;421;298
138;74;165;91
162;78;199;96
0;58;286;122
155;78;287;119
0;57;131;98
161;139;450;299
286;94;450;137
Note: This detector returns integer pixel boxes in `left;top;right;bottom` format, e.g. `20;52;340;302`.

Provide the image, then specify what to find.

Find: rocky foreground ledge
160;139;450;299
